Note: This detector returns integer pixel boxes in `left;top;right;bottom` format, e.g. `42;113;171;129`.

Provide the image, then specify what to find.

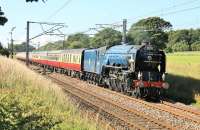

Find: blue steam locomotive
83;42;169;99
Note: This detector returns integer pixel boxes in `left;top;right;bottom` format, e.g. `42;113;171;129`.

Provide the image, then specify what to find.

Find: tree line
2;16;200;53
38;17;200;52
1;1;200;52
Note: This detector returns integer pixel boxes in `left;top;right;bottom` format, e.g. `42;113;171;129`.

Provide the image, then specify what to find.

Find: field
0;56;99;130
166;51;200;107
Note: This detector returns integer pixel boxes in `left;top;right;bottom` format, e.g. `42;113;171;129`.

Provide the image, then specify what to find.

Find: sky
0;0;200;47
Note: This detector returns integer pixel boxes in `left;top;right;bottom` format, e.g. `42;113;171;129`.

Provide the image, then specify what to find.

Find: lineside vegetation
166;52;200;107
0;56;99;130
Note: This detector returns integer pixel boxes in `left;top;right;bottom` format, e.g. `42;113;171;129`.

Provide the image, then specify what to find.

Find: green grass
166;52;200;107
0;56;100;130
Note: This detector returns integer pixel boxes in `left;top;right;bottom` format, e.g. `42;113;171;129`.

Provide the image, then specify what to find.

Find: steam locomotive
16;42;169;99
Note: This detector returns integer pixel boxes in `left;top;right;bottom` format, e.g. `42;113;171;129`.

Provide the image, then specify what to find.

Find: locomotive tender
16;43;169;99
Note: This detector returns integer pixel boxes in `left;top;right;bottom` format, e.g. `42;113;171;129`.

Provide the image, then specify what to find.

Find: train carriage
16;49;84;75
60;49;84;72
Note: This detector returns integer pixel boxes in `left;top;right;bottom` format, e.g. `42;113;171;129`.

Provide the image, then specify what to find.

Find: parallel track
48;74;177;130
162;101;200;117
84;79;200;126
106;89;200;125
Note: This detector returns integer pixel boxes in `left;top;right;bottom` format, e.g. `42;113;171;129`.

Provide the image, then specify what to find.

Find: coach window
63;54;65;62
68;54;70;62
65;54;67;62
74;55;76;63
73;55;75;63
76;55;78;63
79;56;81;63
67;54;69;62
78;56;80;63
68;55;70;62
76;56;78;64
74;55;77;64
72;54;74;63
66;54;68;62
69;54;71;63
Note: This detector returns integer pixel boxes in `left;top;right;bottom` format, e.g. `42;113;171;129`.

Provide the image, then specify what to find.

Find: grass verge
0;56;99;130
166;52;200;107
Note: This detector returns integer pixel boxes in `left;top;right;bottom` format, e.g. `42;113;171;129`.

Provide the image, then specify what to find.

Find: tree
14;42;35;52
38;33;90;50
171;41;190;52
188;29;200;43
0;42;10;57
0;42;3;50
66;33;90;48
68;41;83;49
0;7;8;26
38;41;64;50
168;29;200;51
128;17;172;49
168;30;190;45
90;28;122;48
26;0;46;2
191;41;200;51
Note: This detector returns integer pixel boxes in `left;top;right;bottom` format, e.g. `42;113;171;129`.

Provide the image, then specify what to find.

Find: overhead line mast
122;19;127;44
26;21;67;66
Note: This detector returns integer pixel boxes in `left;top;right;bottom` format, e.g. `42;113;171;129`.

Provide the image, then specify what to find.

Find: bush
0;57;98;130
191;41;200;51
0;43;9;57
164;46;173;53
171;41;190;52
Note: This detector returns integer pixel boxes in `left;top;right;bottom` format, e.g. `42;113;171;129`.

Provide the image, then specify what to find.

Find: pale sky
0;0;200;47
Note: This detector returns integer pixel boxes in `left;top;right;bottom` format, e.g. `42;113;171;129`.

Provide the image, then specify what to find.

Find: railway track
48;73;200;130
47;74;177;130
29;65;200;130
86;82;200;129
100;87;200;125
162;101;200;117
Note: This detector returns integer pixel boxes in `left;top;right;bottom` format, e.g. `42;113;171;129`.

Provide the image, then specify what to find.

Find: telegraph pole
122;19;127;44
11;38;14;58
26;21;30;66
10;27;16;59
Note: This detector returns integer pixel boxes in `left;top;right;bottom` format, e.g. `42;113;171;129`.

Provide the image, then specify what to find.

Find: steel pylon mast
26;21;67;66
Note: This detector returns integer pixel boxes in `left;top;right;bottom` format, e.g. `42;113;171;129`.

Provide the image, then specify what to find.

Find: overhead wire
48;0;200;37
111;0;200;25
47;0;73;20
158;5;200;16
